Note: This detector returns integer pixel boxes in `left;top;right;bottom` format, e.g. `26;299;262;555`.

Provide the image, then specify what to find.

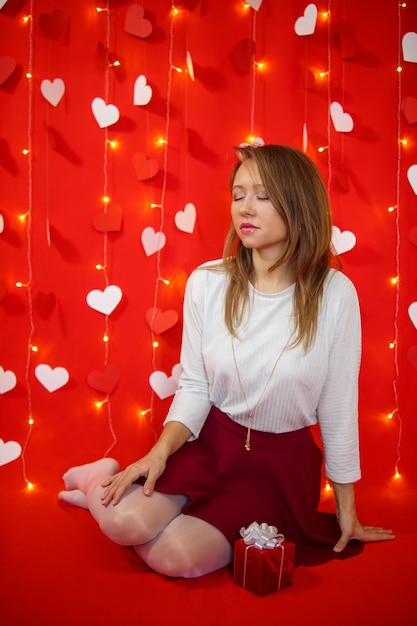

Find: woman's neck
251;255;293;294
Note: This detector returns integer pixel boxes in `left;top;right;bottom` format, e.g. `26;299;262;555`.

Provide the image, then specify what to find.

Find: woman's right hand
100;452;167;506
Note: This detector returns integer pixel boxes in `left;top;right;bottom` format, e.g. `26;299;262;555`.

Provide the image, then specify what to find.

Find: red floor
1;460;415;626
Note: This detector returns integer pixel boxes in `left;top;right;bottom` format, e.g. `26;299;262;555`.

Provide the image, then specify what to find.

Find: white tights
58;458;233;578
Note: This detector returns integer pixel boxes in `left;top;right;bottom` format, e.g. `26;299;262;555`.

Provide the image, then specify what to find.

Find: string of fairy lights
4;0;413;489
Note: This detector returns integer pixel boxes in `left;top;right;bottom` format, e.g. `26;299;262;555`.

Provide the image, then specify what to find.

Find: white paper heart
91;97;120;128
246;0;263;9
0;0;9;9
149;363;182;400
86;285;122;315
35;364;69;393
402;32;417;63
294;4;317;36
409;302;417;329
331;226;356;255
186;51;195;81
133;75;152;106
141;227;166;256
0;213;4;234
40;78;65;107
330;101;354;132
0;439;22;467
0;365;17;394
407;164;417;194
303;123;308;152
175;202;197;234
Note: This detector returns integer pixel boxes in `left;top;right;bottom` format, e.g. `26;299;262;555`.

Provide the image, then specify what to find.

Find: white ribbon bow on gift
240;522;285;550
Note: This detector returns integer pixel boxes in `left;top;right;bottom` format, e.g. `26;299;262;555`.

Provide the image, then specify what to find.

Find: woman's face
231;160;288;258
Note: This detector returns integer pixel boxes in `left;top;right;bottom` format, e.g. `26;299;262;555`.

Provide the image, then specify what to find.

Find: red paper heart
409;227;417;247
133;152;159;181
401;97;417;125
38;10;66;39
407;346;417;372
336;168;351;192
0;279;7;303
87;365;121;394
231;39;255;74
146;308;179;334
124;4;153;39
0;56;16;85
93;203;123;232
334;31;356;59
35;291;56;318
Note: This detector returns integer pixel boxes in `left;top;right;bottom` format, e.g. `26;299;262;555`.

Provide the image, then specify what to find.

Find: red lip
240;223;258;233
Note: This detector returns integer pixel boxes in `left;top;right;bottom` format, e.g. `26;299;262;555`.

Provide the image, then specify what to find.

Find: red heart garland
407;346;417;372
0;56;16;85
124;5;153;39
35;291;56;319
401;97;417;125
231;39;255;75
0;278;7;303
38;10;66;39
133;152;159;181
93;203;123;232
145;308;179;334
409;227;417;247
87;365;121;394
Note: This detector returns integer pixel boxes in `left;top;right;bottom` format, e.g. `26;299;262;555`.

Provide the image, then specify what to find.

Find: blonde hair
221;144;335;350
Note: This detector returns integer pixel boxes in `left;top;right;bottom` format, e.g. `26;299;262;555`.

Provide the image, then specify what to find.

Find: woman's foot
58;489;89;509
62;458;120;493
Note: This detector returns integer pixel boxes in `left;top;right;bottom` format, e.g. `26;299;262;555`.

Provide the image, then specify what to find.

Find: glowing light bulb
103;334;109;343
324;481;332;492
23;15;32;23
322;11;330;18
140;408;151;417
394;470;401;479
28;416;34;425
102;196;110;204
318;146;329;153
96;7;109;12
389;341;396;349
388;205;397;213
390;276;399;285
254;61;265;70
150;203;163;208
27;482;35;490
152;340;159;348
16;282;24;288
156;138;167;145
397;66;403;73
19;212;29;221
22;149;30;155
399;138;408;146
107;140;118;149
30;345;38;352
25;72;32;79
109;60;121;68
172;66;183;73
95;264;105;270
158;277;170;286
387;411;395;420
172;5;180;15
95;400;107;408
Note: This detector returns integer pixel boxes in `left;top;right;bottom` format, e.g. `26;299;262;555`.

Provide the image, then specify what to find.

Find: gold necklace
231;336;289;451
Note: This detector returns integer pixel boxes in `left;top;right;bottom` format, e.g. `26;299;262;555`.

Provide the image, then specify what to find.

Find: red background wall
1;0;416;502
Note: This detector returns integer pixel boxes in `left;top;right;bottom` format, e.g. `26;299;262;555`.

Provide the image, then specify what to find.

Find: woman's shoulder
323;268;359;309
186;259;228;292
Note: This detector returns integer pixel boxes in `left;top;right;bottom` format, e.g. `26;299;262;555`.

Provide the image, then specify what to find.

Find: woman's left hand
333;509;395;552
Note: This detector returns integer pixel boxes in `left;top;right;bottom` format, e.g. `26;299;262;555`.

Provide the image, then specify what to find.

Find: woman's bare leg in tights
58;458;233;577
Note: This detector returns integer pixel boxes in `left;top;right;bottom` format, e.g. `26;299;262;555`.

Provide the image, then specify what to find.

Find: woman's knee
99;508;150;546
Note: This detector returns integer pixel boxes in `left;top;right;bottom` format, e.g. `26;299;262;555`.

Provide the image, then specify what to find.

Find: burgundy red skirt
152;407;363;566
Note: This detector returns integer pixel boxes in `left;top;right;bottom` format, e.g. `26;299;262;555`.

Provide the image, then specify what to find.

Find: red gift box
233;526;295;596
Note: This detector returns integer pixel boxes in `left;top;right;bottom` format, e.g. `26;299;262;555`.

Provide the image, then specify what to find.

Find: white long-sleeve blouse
164;261;362;484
